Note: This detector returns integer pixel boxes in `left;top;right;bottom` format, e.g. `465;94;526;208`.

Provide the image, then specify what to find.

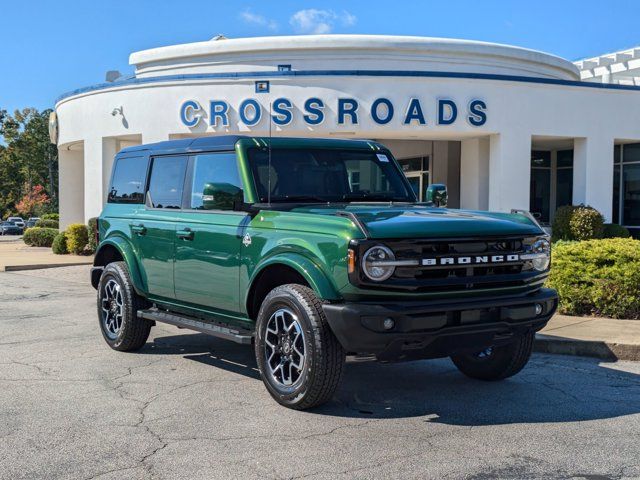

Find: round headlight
530;238;551;271
361;245;395;282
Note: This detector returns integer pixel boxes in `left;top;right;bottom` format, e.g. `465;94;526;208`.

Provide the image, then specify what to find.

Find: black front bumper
323;288;558;361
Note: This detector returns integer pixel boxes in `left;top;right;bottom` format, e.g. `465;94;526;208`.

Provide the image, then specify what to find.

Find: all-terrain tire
97;261;152;352
450;332;535;381
255;284;345;410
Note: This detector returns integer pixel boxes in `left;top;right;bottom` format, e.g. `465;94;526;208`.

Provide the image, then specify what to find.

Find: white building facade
54;35;640;233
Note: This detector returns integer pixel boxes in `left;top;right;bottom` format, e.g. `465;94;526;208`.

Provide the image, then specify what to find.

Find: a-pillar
460;137;490;210
58;147;85;229
573;137;614;221
488;132;532;212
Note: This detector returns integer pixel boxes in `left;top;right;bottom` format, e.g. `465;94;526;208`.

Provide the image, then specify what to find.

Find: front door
173;152;246;314
131;154;188;300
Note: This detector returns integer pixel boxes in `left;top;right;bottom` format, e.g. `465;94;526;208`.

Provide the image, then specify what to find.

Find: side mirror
202;182;243;210
425;183;448;207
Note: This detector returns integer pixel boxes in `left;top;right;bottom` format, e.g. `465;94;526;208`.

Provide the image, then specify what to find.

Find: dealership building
53;35;640;233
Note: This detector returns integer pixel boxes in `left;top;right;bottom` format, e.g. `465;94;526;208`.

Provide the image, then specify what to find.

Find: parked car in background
25;217;41;228
7;217;25;229
0;221;24;236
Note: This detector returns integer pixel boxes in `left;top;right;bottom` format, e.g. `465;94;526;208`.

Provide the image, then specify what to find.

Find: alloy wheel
101;279;124;339
264;307;306;387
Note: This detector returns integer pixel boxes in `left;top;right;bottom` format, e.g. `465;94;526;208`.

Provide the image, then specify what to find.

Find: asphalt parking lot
1;266;639;480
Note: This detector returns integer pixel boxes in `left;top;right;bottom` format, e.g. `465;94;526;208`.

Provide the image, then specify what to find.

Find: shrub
52;231;68;254
551;205;576;241
547;238;640;319
603;223;631;238
87;217;98;254
22;227;58;247
35;219;59;229
66;223;89;254
569;206;604;241
42;213;60;221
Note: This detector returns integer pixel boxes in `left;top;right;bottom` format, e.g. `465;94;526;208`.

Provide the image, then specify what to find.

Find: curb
535;334;640;362
2;262;92;272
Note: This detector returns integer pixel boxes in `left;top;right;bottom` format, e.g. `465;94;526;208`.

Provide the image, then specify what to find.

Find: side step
138;308;253;345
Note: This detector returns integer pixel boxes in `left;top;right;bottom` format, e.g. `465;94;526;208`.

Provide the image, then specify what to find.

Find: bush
551;205;576;241
22;227;58;247
603;223;631;238
35;219;59;229
52;231;68;254
66;223;89;254
547;238;640;319
42;213;59;221
569;206;604;241
87;217;98;254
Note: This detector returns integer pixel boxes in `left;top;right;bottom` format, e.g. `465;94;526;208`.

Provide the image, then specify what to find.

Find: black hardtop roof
117;136;383;156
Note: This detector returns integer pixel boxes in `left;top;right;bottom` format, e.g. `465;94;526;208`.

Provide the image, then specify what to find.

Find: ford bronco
92;136;557;409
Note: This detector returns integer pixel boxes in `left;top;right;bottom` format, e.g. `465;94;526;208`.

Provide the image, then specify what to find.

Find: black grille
353;236;547;294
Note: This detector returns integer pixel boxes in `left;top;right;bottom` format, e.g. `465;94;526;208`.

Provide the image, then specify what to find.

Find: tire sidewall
255;288;318;406
97;263;136;350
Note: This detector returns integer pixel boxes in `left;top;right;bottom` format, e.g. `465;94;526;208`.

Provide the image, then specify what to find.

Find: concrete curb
2;262;92;272
535;334;640;362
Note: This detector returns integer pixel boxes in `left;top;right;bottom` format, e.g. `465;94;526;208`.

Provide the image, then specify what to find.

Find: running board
138;308;253;345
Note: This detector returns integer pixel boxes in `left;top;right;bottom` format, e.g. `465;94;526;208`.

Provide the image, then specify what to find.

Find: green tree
0;108;58;217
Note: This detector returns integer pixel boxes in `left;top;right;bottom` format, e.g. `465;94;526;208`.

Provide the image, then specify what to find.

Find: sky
1;0;640;114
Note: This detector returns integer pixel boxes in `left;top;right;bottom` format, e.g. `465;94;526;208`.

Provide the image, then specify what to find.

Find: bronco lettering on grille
421;254;520;266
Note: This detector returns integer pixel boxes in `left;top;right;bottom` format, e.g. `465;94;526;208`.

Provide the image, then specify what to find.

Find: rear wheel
97;261;152;351
255;284;345;410
450;332;534;381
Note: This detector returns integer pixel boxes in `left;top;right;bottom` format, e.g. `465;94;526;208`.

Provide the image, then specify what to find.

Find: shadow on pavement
142;331;640;425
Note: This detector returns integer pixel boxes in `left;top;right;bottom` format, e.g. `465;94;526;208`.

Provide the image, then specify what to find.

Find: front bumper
323;288;558;361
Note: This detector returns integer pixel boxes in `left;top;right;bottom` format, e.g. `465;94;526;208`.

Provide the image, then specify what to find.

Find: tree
15;184;50;217
0;108;58;218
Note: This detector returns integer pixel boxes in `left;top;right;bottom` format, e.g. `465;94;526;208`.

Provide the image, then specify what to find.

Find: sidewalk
536;314;640;361
0;237;92;271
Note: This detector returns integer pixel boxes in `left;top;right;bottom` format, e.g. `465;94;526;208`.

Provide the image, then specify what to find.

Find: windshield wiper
268;195;330;203
341;193;407;202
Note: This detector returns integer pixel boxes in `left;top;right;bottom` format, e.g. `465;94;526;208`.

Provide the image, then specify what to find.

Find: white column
58;147;85;229
460;137;490;210
488;132;532;212
573;137;614;221
102;137;118;205
83;137;103;221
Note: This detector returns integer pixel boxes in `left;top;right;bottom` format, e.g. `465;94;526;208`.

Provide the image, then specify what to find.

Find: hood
290;204;543;239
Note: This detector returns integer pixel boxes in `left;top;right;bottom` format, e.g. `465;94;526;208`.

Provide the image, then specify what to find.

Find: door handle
176;228;194;240
131;224;146;235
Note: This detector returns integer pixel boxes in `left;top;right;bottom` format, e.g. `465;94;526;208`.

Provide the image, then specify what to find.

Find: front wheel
255;284;345;410
450;332;535;381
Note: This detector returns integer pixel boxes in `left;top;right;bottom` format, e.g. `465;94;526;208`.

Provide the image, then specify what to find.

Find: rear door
173;152;247;314
131;154;188;300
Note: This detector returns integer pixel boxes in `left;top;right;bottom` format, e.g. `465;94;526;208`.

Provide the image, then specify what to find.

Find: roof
575;46;640;85
118;136;382;155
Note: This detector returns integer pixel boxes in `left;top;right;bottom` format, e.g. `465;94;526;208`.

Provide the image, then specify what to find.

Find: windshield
247;148;415;203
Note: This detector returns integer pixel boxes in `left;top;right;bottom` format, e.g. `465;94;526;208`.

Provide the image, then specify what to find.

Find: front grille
353;236;547;294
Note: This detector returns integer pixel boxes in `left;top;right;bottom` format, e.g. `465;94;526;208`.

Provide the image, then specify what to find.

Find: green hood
291;204;543;239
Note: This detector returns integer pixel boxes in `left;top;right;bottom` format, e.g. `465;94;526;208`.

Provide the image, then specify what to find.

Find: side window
190;153;244;210
108;156;147;203
147;156;188;209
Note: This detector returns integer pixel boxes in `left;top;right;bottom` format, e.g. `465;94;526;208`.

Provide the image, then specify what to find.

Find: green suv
92;136;557;409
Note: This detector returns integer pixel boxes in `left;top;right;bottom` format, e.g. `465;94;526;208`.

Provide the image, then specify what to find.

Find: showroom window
397;156;430;201
614;143;640;227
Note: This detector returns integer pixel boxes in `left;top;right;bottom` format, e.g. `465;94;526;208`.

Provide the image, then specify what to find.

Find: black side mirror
425;183;448;207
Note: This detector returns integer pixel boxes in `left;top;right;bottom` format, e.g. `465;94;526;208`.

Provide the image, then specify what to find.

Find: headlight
522;238;551;271
361;245;395;281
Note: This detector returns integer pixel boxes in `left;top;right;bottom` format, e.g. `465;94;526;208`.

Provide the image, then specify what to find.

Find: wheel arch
245;253;340;320
93;237;145;294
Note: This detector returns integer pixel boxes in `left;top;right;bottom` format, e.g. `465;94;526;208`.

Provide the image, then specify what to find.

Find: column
573;137;614;221
488;132;532;212
460;137;490;210
58;147;85;229
83;137;103;221
102;137;118;205
142;132;168;144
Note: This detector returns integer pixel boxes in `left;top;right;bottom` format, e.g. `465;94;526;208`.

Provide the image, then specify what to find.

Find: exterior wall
58;148;84;229
54;35;640;224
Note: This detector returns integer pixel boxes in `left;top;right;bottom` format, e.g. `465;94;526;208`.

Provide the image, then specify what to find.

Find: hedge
42;213;59;221
546;238;640;319
87;217;98;254
66;223;89;254
52;231;68;255
552;205;604;241
22;227;58;247
35;219;59;229
603;223;631;238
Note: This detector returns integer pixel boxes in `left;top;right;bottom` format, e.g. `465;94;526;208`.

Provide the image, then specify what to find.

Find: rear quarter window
108;156;148;204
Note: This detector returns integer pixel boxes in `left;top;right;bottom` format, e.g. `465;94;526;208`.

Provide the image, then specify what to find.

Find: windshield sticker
376;154;389;162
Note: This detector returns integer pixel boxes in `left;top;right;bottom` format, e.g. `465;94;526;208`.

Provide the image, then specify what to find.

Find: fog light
383;318;395;330
535;303;543;316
